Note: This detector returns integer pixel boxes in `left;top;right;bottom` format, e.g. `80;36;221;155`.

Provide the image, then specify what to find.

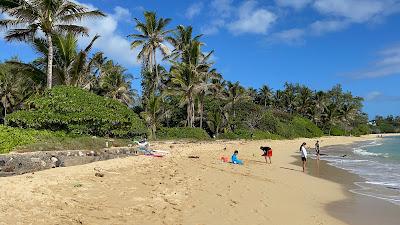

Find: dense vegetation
0;0;381;147
370;115;400;133
0;125;65;153
6;86;146;138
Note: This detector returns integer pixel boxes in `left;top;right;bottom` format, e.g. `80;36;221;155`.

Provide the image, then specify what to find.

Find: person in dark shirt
315;140;320;160
260;146;272;164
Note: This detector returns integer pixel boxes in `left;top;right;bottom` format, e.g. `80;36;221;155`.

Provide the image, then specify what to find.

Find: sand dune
0;135;378;225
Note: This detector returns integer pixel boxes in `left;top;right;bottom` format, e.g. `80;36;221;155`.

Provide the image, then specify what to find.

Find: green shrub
218;129;282;140
6;86;146;138
330;126;346;136
351;124;370;136
0;125;66;153
291;116;324;138
156;127;210;140
218;131;240;140
251;130;282;140
258;111;280;133
276;122;298;139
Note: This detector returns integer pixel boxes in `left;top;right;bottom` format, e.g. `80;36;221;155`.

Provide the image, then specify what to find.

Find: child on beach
315;140;320;160
231;150;243;165
300;142;308;172
260;146;272;164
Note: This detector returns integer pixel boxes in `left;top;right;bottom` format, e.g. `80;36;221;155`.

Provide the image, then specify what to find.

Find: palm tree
258;85;273;108
0;63;32;123
225;81;249;118
247;87;257;103
128;11;171;94
167;25;202;60
282;82;298;114
98;60;135;105
168;41;210;127
29;33;101;86
140;94;168;139
197;68;216;129
0;0;105;89
206;107;226;138
296;86;313;118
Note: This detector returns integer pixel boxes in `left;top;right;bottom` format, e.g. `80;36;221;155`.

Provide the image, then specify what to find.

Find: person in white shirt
300;142;308;172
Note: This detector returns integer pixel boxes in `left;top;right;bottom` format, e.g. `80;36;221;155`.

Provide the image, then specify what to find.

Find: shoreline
0;135;397;225
302;157;400;225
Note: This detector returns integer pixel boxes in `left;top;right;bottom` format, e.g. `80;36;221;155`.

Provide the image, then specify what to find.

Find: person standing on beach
300;142;308;172
260;146;272;164
315;140;320;160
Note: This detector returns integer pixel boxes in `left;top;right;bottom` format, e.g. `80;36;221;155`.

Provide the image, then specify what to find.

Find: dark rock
0;160;5;167
95;172;104;177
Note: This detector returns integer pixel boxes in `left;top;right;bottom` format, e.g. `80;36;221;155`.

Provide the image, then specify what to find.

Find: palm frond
55;24;88;35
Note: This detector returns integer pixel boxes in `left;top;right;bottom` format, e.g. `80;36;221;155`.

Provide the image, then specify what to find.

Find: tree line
0;0;372;139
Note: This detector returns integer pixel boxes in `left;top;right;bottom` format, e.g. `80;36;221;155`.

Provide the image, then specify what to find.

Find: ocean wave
353;148;383;157
365;181;400;188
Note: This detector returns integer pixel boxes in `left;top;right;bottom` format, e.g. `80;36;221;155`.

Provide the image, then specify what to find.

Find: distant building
368;120;377;126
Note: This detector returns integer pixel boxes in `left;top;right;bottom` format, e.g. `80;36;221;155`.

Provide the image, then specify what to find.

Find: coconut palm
167;25;202;60
296;86;313;118
0;63;32;122
247;87;257;103
224;81;249;118
30;33;101;86
168;41;211;127
258;85;273;108
98;60;135;106
140;94;168;139
206;107;226;138
128;11;171;94
0;0;105;89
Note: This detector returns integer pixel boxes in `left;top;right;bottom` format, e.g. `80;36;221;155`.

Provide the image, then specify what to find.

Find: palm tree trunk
200;95;204;129
3;103;6;125
192;101;195;128
186;100;191;127
47;34;53;89
153;49;158;93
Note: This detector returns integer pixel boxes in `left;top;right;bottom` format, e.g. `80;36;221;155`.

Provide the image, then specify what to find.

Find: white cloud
313;0;385;23
268;28;306;44
365;91;382;101
346;44;400;79
228;1;277;35
114;6;132;21
309;19;350;35
201;18;225;35
275;0;313;9
185;2;204;19
77;4;140;67
365;91;400;102
211;0;234;18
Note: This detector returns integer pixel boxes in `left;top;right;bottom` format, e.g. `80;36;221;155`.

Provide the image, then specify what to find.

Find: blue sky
1;0;400;117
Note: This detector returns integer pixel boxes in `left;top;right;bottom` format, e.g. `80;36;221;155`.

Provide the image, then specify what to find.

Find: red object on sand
221;156;229;162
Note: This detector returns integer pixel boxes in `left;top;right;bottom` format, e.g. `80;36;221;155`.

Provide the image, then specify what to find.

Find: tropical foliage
6;86;146;137
0;6;375;142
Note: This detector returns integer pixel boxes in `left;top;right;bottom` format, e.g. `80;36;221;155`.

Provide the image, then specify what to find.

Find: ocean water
319;136;400;206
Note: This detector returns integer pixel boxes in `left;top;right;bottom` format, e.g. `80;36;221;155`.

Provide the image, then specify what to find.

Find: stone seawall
0;147;139;177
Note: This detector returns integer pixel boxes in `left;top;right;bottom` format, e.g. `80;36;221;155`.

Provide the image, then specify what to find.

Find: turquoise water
364;136;400;161
320;136;400;206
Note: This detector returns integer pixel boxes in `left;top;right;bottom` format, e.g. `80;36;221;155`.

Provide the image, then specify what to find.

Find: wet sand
304;154;400;225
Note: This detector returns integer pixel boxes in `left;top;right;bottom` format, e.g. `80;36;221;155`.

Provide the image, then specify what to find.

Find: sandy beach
0;135;397;225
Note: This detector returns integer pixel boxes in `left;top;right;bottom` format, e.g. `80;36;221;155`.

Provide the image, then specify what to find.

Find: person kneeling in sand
260;146;272;164
231;150;243;165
